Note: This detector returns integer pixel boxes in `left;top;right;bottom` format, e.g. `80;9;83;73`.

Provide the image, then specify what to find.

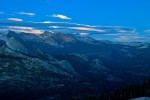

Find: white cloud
69;27;106;32
7;26;43;34
49;26;61;28
17;12;35;16
40;21;70;24
7;18;23;22
42;21;53;24
51;14;72;20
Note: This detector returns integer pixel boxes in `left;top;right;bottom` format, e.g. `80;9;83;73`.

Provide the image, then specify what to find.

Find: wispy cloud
49;26;61;29
7;26;43;34
51;14;72;20
115;35;143;41
42;21;53;24
1;20;137;35
144;29;150;33
116;28;136;34
1;20;148;41
69;27;106;32
7;18;23;22
17;12;35;16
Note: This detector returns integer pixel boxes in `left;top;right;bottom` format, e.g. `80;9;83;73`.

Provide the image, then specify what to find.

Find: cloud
144;29;150;33
7;18;23;22
116;29;136;33
17;12;35;16
1;20;148;41
49;26;61;28
115;35;143;41
0;20;137;35
51;14;72;20
69;27;106;32
7;26;43;34
42;21;53;24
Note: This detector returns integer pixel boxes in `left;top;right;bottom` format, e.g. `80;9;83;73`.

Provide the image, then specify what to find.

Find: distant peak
43;31;54;34
40;31;54;37
1;30;17;37
7;30;15;33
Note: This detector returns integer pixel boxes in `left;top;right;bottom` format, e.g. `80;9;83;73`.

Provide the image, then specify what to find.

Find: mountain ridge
0;30;150;99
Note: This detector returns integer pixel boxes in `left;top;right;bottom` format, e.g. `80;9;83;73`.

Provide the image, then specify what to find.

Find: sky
0;0;150;41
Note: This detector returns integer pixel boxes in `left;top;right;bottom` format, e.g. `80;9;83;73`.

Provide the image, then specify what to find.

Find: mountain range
0;30;150;100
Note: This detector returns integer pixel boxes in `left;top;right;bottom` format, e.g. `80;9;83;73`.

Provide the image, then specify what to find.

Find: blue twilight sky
0;0;150;41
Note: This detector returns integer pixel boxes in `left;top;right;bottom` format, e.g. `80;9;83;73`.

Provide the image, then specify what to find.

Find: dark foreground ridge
77;79;150;100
